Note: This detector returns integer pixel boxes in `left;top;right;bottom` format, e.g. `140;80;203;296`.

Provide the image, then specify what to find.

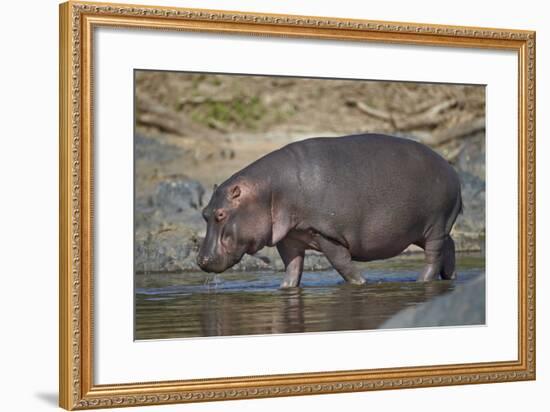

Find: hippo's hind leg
417;236;445;282
440;236;457;280
277;238;305;288
417;235;456;282
314;234;366;285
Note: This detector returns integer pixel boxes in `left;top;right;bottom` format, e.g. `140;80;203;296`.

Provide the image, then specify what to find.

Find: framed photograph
59;1;536;409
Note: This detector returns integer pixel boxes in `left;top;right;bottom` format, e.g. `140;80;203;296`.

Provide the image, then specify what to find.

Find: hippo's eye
215;209;227;222
201;208;208;221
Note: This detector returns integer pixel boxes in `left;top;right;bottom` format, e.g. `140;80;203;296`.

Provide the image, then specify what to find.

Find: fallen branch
137;94;220;137
423;117;486;146
137;112;189;136
347;98;459;132
392;99;457;130
346;99;393;122
407;98;447;114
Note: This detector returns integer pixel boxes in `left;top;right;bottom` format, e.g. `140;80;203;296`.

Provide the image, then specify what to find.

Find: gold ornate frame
59;1;536;409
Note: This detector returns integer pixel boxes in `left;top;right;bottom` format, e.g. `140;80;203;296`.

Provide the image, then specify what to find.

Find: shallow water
135;253;484;340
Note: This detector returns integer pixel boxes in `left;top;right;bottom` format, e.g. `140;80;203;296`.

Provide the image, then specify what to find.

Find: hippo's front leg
276;238;305;288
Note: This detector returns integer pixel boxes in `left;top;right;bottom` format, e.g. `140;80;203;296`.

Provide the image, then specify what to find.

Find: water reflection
135;254;484;340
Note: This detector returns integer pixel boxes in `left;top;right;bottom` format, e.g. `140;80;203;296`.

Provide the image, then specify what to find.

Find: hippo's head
197;179;272;273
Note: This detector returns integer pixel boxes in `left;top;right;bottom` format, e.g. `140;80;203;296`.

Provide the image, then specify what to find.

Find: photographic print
134;71;486;340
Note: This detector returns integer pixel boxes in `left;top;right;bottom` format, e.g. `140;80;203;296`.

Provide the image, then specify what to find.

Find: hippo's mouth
198;253;241;273
198;224;264;273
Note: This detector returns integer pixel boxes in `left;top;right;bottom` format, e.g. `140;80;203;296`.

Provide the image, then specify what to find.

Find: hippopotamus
197;133;462;288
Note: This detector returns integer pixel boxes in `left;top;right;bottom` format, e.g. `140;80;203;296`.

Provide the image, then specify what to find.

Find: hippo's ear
229;185;241;200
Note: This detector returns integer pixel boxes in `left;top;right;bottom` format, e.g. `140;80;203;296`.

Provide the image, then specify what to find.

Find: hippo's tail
446;188;463;234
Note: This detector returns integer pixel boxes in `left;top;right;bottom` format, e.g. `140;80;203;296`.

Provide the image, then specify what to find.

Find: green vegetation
191;96;267;129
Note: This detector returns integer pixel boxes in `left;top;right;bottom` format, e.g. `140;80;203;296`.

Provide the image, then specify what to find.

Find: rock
451;171;485;251
380;274;486;328
135;228;199;273
456;131;485;180
154;178;205;213
153;178;204;222
135;177;206;273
